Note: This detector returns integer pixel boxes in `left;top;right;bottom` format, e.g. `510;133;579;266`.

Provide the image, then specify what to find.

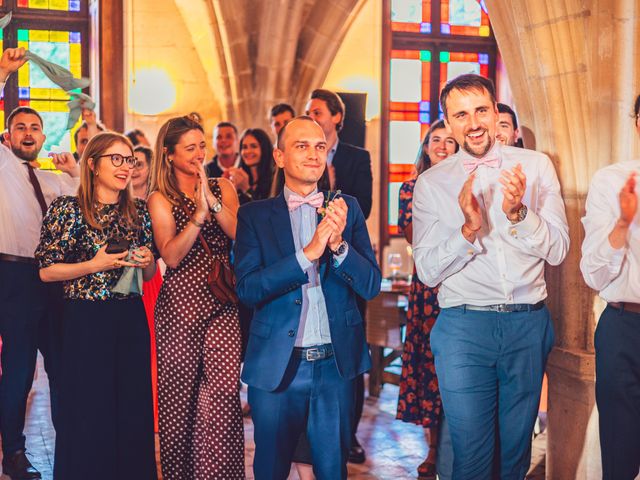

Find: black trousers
595;305;640;480
53;297;156;480
0;260;62;456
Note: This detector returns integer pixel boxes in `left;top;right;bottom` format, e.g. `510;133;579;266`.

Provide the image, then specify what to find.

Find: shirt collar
327;139;339;167
456;140;503;172
283;185;319;202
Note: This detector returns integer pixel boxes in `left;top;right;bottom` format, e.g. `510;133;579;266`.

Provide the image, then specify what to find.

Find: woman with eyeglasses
35;132;157;480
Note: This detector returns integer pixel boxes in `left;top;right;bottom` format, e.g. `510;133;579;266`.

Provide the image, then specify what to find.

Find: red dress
142;267;162;430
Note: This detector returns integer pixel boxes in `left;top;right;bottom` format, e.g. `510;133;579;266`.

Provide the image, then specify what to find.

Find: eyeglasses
97;153;138;168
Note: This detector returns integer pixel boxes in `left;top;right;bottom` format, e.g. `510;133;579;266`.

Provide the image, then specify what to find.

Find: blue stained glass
69;0;81;11
479;53;489;65
69;32;81;43
419;101;430;111
420;22;432;33
18;87;30;99
441;23;451;34
419;112;430;123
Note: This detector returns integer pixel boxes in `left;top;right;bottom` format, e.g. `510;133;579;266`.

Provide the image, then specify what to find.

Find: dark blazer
333;142;373;219
234;192;381;392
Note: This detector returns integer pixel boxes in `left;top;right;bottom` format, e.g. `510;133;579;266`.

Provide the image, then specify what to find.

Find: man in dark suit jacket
305;89;372;219
306;88;373;462
234;116;380;480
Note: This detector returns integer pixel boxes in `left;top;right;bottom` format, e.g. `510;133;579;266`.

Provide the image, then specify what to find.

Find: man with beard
0;47;79;479
412;74;569;479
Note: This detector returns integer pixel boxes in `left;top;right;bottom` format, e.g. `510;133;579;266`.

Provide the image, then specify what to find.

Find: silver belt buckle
495;304;508;312
305;347;321;361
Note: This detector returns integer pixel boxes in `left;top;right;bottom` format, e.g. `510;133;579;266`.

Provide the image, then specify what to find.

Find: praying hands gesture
458;174;482;242
608;172;637;249
499;163;527;221
0;47;27;82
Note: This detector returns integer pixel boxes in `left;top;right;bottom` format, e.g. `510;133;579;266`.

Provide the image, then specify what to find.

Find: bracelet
191;217;205;228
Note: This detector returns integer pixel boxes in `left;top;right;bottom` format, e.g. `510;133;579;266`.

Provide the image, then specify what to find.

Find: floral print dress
396;178;442;428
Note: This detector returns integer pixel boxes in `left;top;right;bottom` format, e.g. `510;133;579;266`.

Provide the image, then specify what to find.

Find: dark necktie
25;163;48;217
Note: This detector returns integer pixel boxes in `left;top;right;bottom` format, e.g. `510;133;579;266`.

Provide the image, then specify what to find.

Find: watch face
212;201;222;213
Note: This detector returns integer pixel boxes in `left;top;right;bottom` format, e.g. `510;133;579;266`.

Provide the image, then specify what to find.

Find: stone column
485;0;639;478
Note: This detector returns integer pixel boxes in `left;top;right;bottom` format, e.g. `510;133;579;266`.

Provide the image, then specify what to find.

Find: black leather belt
609;302;640;314
452;301;545;313
0;253;37;265
293;343;334;361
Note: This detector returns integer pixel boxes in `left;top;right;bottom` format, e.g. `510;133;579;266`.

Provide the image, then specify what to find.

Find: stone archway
485;1;639;477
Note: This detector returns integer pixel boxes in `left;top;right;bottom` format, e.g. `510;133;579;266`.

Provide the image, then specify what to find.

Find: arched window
381;0;497;242
0;0;90;168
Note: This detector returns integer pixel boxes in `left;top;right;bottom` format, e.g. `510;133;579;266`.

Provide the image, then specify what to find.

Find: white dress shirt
0;144;78;258
412;142;569;308
580;160;640;302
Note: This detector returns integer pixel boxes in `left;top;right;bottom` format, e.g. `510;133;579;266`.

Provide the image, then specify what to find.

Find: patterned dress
396;178;442;428
155;180;244;479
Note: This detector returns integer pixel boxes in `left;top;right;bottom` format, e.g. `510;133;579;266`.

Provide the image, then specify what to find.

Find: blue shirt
284;186;348;347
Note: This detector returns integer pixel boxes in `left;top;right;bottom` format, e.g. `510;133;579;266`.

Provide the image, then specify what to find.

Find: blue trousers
431;306;554;480
595;305;640;480
249;354;354;480
0;260;62;456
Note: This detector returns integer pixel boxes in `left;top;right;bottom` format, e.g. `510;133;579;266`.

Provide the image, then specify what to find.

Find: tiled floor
1;357;545;479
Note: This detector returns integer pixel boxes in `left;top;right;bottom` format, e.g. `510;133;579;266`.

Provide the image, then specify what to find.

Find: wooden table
366;281;410;397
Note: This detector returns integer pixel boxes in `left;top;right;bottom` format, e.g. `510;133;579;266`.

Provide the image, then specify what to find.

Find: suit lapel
331;143;347;190
271;193;297;257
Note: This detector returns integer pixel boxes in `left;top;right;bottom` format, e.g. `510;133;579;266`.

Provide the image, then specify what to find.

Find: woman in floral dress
396;120;458;480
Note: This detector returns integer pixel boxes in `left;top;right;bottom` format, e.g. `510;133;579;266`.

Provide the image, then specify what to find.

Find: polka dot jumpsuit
155;181;244;479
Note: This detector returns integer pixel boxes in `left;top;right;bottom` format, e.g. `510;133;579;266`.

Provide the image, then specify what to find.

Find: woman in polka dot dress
147;116;244;479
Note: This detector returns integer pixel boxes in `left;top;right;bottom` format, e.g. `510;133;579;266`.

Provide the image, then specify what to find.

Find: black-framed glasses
97;153;138;168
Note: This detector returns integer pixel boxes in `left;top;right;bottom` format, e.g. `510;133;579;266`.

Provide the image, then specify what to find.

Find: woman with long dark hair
396;120;458;480
239;128;274;201
36;132;157;479
147;116;244;479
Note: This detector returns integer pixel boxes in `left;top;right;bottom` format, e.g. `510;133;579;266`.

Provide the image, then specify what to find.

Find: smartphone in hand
105;238;130;254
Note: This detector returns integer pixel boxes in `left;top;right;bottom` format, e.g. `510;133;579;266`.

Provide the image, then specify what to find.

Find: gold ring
114;260;119;267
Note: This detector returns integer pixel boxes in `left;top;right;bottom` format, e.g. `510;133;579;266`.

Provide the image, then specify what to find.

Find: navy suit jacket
333;142;373;219
234;192;381;392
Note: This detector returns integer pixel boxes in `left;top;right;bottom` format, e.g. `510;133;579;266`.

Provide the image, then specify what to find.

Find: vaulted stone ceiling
173;0;366;129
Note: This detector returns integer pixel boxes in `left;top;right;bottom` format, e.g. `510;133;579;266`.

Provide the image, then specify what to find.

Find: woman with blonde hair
147;116;244;479
36;132;157;479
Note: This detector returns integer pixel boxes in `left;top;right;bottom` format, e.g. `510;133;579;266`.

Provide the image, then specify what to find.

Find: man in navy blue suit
234;116;381;480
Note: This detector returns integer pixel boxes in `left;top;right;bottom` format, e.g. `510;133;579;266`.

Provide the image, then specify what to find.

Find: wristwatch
210;198;222;214
509;204;528;224
330;240;348;256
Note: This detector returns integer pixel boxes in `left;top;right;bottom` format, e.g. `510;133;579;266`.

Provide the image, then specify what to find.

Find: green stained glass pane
440;51;450;63
28;41;71;89
39;111;72;160
420;50;431;62
17;29;29;41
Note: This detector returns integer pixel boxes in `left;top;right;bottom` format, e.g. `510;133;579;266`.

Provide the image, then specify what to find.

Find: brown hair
310;89;346;132
77;132;138;230
149;116;204;205
439;74;496;120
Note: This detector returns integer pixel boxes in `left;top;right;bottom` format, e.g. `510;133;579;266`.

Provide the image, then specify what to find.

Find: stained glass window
17;28;82;169
391;0;432;34
387;49;431;233
440;0;490;37
17;0;81;12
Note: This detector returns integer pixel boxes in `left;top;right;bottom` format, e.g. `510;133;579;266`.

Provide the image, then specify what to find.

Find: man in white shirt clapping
580;94;640;480
412;74;569;480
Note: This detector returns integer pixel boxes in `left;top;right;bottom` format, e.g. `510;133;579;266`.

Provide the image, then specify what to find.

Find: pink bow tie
287;192;324;212
462;154;500;174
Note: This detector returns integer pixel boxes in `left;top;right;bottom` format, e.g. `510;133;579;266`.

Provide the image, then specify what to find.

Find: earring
95;171;99;177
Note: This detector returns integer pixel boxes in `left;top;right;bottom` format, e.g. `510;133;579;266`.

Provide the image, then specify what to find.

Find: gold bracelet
191;217;205;228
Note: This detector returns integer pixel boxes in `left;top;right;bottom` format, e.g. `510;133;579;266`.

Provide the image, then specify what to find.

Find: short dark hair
497;103;518;130
270;103;295;119
214;122;238;135
440;74;497;119
134;145;153;164
634;94;640;119
125;128;146;146
310;89;346;132
74;121;106;145
6;106;44;131
276;115;318;150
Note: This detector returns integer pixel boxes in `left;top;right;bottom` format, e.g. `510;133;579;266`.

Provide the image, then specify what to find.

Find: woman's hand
196;162;218;214
131;246;153;269
193;169;211;224
91;246;137;273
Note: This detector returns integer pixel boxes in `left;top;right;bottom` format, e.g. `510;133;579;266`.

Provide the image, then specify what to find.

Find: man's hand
81;108;97;126
458;174;482;242
499;163;527;221
0;48;27;83
50;152;80;178
224;167;250;193
618;172;637;228
319;197;348;251
303;218;334;261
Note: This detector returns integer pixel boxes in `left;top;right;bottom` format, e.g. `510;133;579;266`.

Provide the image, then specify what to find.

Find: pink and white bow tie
462;154;501;174
287;192;324;211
